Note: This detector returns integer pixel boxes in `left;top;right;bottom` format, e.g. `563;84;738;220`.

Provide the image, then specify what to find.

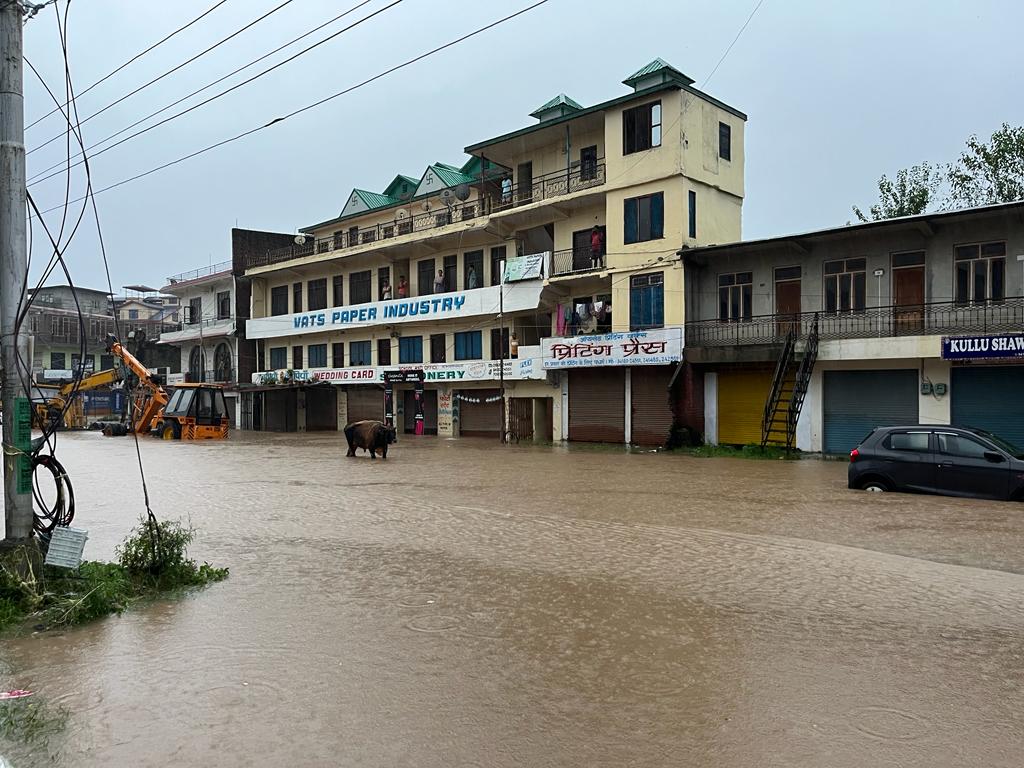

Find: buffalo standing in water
344;420;397;459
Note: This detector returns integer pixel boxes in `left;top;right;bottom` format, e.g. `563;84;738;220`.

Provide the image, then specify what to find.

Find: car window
936;433;990;459
974;429;1024;459
884;431;930;452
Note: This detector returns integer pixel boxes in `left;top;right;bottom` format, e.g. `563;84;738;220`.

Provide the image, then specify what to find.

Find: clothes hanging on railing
555;303;566;336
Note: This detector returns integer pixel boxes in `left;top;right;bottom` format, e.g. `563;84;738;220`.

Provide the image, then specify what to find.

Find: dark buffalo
344;420;397;459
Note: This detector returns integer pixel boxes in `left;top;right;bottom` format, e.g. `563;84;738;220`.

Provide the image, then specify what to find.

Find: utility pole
1;0;33;543
498;259;505;444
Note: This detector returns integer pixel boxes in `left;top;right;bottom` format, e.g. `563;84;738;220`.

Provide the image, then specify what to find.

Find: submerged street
3;432;1024;766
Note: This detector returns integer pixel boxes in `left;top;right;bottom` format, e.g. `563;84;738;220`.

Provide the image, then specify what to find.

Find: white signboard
541;329;683;369
504;252;546;282
246;282;544;340
251;346;543;385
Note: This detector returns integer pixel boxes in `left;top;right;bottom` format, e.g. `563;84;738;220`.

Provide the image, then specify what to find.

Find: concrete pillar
703;372;718;445
336;387;348;431
437;386;456;437
296;389;307;433
920;358;951;426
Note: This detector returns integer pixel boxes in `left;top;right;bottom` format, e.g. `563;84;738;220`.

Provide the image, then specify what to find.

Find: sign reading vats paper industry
942;333;1024;360
541;329;683;369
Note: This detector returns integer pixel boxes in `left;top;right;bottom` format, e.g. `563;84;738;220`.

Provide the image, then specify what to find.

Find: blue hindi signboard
942;333;1024;360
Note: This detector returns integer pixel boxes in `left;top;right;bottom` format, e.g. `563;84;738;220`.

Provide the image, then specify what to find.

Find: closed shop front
717;369;771;446
459;389;501;437
263;389;297;432
631;365;674;446
305;386;337;431
403;389;438;434
569;368;625;443
952;366;1024;447
823;369;918;454
346;385;384;424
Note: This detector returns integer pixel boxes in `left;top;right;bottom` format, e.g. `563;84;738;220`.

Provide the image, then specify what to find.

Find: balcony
159;316;235;344
686;297;1024;347
491;161;606;214
551;247;606;277
166;260;232;286
185;368;236;384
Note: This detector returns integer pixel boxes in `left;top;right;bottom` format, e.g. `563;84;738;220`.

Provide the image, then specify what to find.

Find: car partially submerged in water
848;425;1024;501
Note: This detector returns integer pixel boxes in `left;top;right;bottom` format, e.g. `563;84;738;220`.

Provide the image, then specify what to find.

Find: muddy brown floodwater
3;431;1024;767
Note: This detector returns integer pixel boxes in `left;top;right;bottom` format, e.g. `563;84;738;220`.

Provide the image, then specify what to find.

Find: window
128;309;139;320
213;290;229;319
348;226;358;245
824;258;866;313
455;331;482;361
719;122;731;161
622;101;661;155
271;286;288;316
308;343;327;368
293;283;302;313
377;338;391;366
688;190;697;239
100;354;114;370
378;267;390;300
937;432;990;459
443;255;457;292
50;352;65;369
624;192;664;244
884;431;931;452
332;343;344;368
490;328;509;360
292;345;303;370
580;145;598;181
189;297;202;324
955;241;1005;305
399;336;423;364
719;272;753;322
332;275;344;306
490;246;506;286
307;279;327;311
349;270;372;305
464;250;483;290
892;250;925;268
418;259;435;295
269;347;287;369
630;272;665;330
350;340;372;366
430;333;446;363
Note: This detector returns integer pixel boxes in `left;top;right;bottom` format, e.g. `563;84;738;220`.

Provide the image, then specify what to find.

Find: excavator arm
36;367;124;430
106;333;169;434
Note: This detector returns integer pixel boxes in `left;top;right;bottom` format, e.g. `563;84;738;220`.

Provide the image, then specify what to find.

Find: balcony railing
163;316;234;334
166;260;232;285
551;247;606;277
185;368;235;384
244;162;606;272
686;297;1024;347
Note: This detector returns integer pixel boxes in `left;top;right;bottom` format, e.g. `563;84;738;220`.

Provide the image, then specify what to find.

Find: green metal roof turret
529;93;584;123
623;58;694;90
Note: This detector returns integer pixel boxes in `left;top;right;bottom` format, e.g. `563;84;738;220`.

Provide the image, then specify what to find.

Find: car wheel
861;479;889;493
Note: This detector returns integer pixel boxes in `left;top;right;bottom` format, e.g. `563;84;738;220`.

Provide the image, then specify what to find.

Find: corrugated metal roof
430;162;477;188
382;174;418;198
623;58;694;87
354;189;400;210
530;93;583;117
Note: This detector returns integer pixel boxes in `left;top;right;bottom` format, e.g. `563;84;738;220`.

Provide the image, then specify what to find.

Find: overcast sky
22;0;1024;292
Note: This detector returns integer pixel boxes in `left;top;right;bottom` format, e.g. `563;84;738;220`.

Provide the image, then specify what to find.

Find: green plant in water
0;697;69;748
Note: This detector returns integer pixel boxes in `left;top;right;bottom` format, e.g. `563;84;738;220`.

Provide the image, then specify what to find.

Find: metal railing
244;162;607;272
551;247;606;277
166;260;232;285
185;368;235;384
686;297;1024;347
167;316;235;333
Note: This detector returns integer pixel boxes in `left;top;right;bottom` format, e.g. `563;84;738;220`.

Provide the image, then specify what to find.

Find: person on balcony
467;265;478;290
397;276;408;299
434;270;445;294
590;226;605;269
501;175;512;205
381;280;392;301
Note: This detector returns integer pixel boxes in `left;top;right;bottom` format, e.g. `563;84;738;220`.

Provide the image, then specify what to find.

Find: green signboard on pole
14;397;31;494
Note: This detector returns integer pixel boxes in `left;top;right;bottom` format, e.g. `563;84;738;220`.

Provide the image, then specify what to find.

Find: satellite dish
294;234;306;245
395;209;408;220
453;183;471;201
440;189;455;207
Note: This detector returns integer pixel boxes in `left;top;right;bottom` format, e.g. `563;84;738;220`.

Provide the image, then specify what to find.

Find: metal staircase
761;314;820;451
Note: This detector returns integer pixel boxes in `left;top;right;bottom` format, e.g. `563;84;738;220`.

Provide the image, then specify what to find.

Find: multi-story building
239;59;746;443
682;201;1024;454
113;287;181;373
27;285;116;381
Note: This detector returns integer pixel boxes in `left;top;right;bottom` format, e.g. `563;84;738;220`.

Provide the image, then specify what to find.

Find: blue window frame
399;336;423;364
624;192;664;244
454;330;482;361
629;272;664;330
269;347;287;369
308;343;327;368
349;340;372;366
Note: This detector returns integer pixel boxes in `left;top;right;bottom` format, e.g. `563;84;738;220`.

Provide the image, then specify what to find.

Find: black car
848;425;1024;500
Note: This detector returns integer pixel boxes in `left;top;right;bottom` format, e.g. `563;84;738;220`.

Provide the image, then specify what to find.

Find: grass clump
0;517;227;634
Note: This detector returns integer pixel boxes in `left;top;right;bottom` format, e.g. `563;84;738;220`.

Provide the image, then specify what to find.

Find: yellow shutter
717;370;771;446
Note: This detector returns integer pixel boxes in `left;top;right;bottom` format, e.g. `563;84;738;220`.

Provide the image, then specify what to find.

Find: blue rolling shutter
952;367;1024;448
823;370;918;454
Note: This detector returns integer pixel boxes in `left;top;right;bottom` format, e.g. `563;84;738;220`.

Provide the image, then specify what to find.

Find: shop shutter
823;369;917;454
305;386;337;431
345;385;384;424
952;366;1024;448
630;365;675;446
717;369;771;446
569;369;625;442
459;389;501;436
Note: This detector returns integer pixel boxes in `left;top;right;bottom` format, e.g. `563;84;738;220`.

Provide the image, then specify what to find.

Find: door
571;229;592;272
517;162;533;203
507;398;533;442
346;386;384;424
774;268;801;336
823;370;918;455
631;366;674;446
893;267;925;333
460;389;501;437
951;367;1024;448
875;429;936;492
717;369;772;446
933;431;1010;499
403;389;438;434
579;145;598;186
568;368;625;442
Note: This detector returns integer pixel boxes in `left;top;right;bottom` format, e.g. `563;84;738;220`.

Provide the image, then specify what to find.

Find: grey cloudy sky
22;0;1024;291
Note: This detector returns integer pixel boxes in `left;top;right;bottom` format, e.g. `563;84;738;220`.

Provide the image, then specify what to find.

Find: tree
947;123;1024;208
852;163;940;222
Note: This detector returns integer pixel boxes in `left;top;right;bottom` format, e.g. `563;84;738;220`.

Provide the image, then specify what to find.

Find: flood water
3;431;1024;766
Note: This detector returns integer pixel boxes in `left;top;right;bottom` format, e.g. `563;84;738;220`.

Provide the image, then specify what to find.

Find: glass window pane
825;277;838;313
853;272;866;310
840;273;851;311
651;124;661;147
719;287;729;320
845;258;866;271
973;260;986;301
650;103;661;125
741;284;753;320
737;272;753;284
955;245;979;261
991;257;1005;300
637;197;651;241
719;274;735;286
824;260;843;275
981;241;1006;257
730;286;739;320
955;262;969;304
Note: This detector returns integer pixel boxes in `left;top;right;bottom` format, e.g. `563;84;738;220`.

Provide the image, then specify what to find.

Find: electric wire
33;0;552;216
